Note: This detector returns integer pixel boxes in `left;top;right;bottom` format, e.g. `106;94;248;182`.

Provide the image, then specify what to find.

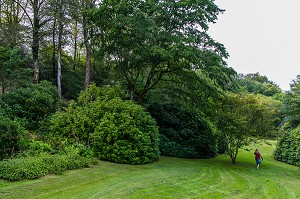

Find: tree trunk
83;17;91;90
52;17;56;79
73;21;78;70
57;0;64;99
57;25;63;99
32;0;40;83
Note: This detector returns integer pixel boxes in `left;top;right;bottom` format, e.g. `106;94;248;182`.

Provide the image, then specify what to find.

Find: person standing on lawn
254;149;263;169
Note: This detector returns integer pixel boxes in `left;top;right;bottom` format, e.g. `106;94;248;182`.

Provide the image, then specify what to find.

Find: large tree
218;92;282;163
88;0;228;103
282;75;300;128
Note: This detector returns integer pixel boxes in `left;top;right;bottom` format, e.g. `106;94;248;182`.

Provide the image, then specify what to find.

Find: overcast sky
208;0;300;91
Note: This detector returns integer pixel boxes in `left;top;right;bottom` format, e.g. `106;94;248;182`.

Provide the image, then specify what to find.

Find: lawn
0;140;299;199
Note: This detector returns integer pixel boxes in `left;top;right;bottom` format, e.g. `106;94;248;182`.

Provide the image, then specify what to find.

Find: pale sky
208;0;300;91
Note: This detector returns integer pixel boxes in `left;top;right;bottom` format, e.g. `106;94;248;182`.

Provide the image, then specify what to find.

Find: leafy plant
274;127;300;166
147;102;218;159
92;99;160;164
0;116;24;160
0;149;97;181
50;85;160;164
2;81;60;130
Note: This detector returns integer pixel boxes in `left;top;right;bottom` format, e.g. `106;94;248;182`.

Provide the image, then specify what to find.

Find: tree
88;0;228;103
282;75;300;128
11;0;53;82
0;0;26;47
217;92;281;163
274;127;300;166
237;72;282;96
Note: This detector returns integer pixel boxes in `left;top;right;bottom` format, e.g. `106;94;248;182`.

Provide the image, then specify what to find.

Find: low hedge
0;151;97;181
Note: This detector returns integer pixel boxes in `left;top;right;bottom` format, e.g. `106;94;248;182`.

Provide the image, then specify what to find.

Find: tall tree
88;0;228;103
13;0;53;82
56;0;65;98
81;0;95;90
283;75;300;128
217;92;281;163
0;0;25;46
237;72;282;96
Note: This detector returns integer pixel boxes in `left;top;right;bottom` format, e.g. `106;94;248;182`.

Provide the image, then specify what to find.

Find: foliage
216;92;282;163
50;85;160;164
0;148;97;181
282;75;300;128
50;84;126;146
77;83;127;104
237;73;282;96
147;102;217;159
92;99;160;164
88;0;229;103
19;140;53;156
1;81;60;130
274;127;300;166
39;46;86;99
0;46;32;93
0;116;24;160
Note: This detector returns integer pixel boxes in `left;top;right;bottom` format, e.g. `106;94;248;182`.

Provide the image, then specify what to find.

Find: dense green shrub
0;46;32;93
50;85;160;164
0;116;24;160
147;103;218;158
19;140;53;156
274;127;300;166
77;83;127;104
0;149;97;181
2;81;60;130
92;99;160;164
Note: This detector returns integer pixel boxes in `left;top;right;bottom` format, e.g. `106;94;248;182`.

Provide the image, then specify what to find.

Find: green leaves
50;85;160;164
147;102;217;159
274;127;300;166
87;0;229;102
0;116;24;160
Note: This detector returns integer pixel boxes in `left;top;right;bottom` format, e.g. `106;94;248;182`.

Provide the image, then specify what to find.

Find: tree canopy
87;0;230;102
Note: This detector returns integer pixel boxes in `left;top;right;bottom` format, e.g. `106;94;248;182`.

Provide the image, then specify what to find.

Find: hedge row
0;152;97;181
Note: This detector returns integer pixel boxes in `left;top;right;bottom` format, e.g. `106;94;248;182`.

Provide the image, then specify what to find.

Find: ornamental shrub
0;116;24;160
0;149;97;181
2;81;60;130
147;103;218;158
92;99;160;164
274;127;300;166
50;85;160;164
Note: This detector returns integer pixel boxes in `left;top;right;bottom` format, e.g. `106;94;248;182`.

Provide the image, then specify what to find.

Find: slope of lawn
0;140;299;199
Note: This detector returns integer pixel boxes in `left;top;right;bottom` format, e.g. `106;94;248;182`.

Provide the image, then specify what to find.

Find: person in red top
254;149;263;169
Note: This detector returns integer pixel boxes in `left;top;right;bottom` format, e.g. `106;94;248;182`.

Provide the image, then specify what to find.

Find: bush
0;116;24;160
147;103;218;158
19;140;53;156
1;81;60;130
274;127;300;166
92;99;160;164
50;85;160;164
0;149;97;181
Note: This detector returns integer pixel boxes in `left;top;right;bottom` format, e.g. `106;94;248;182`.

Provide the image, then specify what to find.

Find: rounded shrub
0;116;24;160
50;85;160;164
147;103;218;158
92;99;160;164
274;127;300;166
2;81;60;130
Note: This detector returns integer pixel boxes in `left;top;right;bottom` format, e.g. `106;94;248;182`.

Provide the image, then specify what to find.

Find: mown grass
0;140;299;199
